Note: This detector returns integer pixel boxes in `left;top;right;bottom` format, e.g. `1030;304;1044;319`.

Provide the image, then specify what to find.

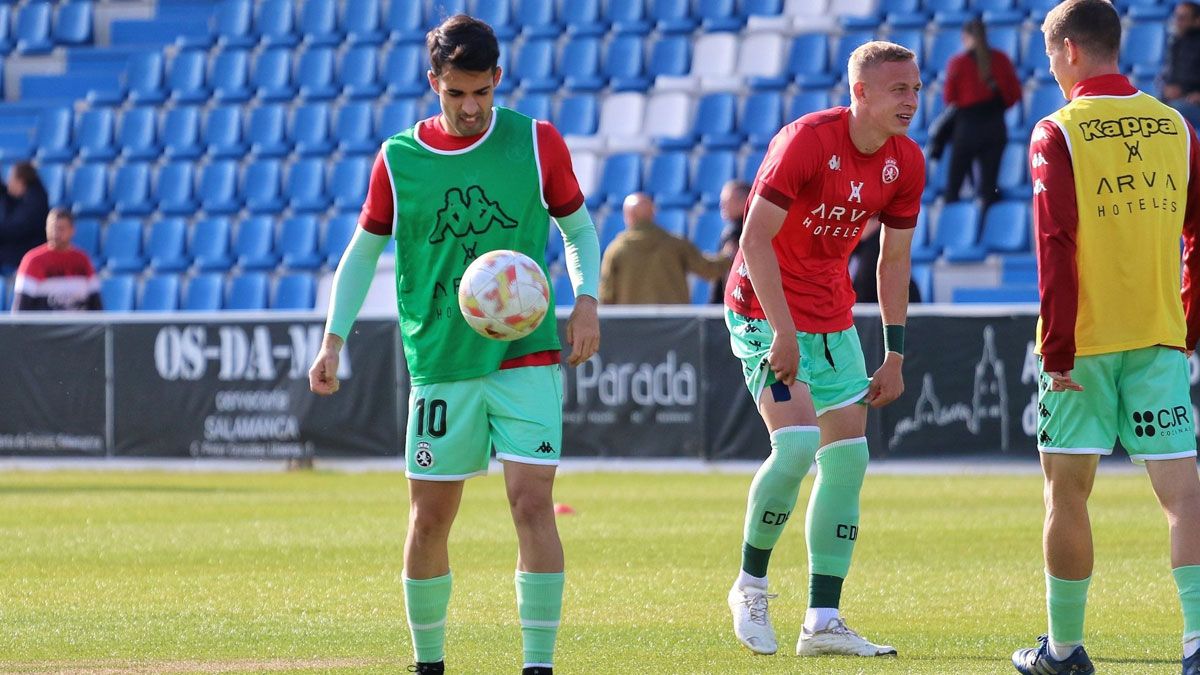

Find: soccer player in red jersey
724;41;925;658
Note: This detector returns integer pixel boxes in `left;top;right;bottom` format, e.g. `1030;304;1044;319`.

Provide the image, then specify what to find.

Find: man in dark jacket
0;162;50;275
1163;2;1200;126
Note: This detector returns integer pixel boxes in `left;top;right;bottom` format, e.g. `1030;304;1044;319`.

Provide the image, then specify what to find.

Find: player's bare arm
740;194;797;385
309;333;344;396
566;295;600;366
866;222;913;407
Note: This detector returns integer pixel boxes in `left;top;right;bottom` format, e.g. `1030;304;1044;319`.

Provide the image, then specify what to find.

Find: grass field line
0;657;391;674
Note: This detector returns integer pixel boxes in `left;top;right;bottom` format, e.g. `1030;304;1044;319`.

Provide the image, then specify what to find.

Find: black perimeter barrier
4;306;1198;460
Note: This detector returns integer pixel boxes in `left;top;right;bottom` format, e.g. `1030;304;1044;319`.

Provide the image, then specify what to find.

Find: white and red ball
457;249;550;341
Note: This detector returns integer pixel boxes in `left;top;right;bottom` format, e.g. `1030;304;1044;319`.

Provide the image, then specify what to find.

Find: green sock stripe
516;571;563;667
808;573;844;609
1174;565;1200;638
404;573;452;664
1046;572;1090;645
741;543;772;578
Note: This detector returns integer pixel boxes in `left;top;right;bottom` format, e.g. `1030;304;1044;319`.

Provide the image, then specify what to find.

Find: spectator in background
600;192;730;305
1162;1;1200;127
12;208;101;312
0;162;50;275
942;17;1022;210
709;179;751;303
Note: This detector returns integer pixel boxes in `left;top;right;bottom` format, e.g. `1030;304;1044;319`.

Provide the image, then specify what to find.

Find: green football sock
516;571;563;667
1046;571;1090;647
805;438;869;588
404;572;452;664
1173;565;1200;641
741;426;820;577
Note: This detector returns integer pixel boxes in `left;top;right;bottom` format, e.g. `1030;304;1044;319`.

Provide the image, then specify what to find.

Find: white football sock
803;607;840;632
735;570;767;590
1048;640;1081;661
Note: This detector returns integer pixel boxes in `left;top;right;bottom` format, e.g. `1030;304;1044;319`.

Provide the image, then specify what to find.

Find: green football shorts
1038;346;1196;462
405;365;563;480
726;309;872;416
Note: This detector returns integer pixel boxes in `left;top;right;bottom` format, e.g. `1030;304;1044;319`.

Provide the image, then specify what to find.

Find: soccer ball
458;249;550;341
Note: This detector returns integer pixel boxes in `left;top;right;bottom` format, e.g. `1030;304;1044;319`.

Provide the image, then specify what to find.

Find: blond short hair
847;41;917;84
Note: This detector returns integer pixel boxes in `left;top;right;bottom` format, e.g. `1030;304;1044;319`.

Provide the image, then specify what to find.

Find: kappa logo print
429;185;517;244
882;157;899;184
1079;116;1178;141
1125;140;1143;163
848;181;865;203
828;155;841;171
415;441;434;468
536;441;555;454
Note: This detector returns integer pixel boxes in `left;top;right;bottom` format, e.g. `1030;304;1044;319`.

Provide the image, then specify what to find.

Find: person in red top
941;17;1023;209
12;208;101;312
724;41;924;660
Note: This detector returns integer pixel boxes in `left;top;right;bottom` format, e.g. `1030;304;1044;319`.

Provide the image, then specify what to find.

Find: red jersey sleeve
1030;119;1080;372
880;142;925;229
993;51;1023;109
1181;119;1200;350
535;121;585;217
359;151;393;236
756;124;821;210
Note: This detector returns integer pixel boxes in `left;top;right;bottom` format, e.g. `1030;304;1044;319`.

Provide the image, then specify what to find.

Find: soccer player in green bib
308;15;600;675
1012;1;1200;674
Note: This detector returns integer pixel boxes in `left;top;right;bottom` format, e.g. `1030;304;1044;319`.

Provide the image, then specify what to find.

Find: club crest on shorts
415;441;434;468
882;158;900;184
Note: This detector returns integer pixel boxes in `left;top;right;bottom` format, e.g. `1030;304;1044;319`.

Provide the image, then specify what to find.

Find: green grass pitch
0;469;1186;674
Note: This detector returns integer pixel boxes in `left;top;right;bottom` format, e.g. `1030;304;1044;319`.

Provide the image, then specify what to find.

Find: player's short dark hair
48;207;73;225
426;14;500;76
1042;0;1121;61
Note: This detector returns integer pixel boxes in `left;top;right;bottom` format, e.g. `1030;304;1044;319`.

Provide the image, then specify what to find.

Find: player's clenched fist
309;334;344;396
767;333;799;386
866;354;904;407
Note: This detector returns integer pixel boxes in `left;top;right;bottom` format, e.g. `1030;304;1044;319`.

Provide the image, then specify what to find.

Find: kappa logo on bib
415;441;434;468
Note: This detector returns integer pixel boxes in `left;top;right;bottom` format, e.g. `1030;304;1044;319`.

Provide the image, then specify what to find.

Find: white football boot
796;617;898;657
727;584;778;655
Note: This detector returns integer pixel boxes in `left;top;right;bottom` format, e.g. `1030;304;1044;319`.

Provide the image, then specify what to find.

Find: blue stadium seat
322;213;358;268
233;216;278;269
183;272;223;310
213;0;253;47
126;52;165;104
553;269;574;306
278;215;322;269
1123;22;1165;71
168;48;209;104
697;0;742;32
911;262;932;301
54;1;93;46
112;161;152;217
742;0;781;15
692;209;724;253
385;0;424;42
247;103;289;157
471;0;515;39
555;95;598;136
156;161;197;215
952;285;1037;303
138;273;180;311
546;225;565;265
887;29;923;61
76;107;116;161
379;98;418;139
1022;28;1050;78
1026;83;1065;123
204;104;245;159
693;151;736;206
382;43;426;97
742;91;782;148
606;0;650;34
299;0;340;46
753;33;833;90
648;34;690;80
998;142;1030;199
72;218;102;263
161;106;202;159
512;93;551;121
226;271;269;311
928;28;963;75
605;34;648;92
272;271;316;309
69;163;109;217
973;0;1015;10
658;207;687;237
790;90;832;120
927;0;967;11
257;0;298;47
989;25;1019;59
330;156;370;212
146;217;189;272
935;201;982;262
343;0;384;45
100;274;136;311
1005;101;1024;135
34;106;72;162
211;46;250;100
333;102;376;155
291;103;333;156
651;0;696;34
340;45;382;99
0;6;14;54
835;30;875;72
1000;253;1036;285
15;2;53;54
559;0;604;37
286;158;328;213
198;160;239;214
598;209;623;250
977;200;1030;255
596;152;641;207
190;217;233;271
512;38;558;92
116;106;158;161
296;45;338;100
252;47;294;101
645;151;690;208
514;0;558;37
692;93;741;149
242;159;284;214
427;1;469;26
102;218;145;272
561;37;604;92
910;210;938;263
741;149;765;183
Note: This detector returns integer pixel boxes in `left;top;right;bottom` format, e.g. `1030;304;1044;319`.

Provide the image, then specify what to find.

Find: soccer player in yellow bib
1013;1;1200;673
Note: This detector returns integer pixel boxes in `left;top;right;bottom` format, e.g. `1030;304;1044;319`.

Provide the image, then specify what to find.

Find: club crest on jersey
882;158;900;184
828;154;841;171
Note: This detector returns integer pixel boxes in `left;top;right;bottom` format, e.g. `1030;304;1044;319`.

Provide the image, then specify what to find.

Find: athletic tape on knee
742;427;820;551
806;438;870;578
